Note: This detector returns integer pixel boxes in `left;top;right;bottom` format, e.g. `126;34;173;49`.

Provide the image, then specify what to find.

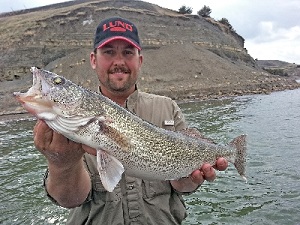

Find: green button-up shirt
54;90;188;225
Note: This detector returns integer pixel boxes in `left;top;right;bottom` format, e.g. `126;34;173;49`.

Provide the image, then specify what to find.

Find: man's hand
33;120;92;207
170;158;228;193
34;120;86;167
34;120;97;165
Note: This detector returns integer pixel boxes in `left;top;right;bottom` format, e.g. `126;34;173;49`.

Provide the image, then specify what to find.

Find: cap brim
96;36;141;50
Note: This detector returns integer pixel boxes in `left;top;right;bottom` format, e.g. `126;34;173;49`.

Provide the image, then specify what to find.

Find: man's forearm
45;159;91;208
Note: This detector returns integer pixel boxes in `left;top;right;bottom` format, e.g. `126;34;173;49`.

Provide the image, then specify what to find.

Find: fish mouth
13;67;53;116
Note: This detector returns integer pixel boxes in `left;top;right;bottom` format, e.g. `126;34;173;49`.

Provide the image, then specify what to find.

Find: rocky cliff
0;0;299;115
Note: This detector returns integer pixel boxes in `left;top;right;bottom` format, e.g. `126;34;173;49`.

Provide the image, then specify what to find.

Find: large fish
14;67;247;192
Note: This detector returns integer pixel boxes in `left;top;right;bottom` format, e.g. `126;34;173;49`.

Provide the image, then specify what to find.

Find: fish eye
53;76;65;85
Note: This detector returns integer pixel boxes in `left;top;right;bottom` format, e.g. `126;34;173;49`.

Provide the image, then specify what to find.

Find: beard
104;66;137;93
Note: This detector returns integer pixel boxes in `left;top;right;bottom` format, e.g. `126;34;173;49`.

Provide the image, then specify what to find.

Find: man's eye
124;50;134;55
104;50;114;55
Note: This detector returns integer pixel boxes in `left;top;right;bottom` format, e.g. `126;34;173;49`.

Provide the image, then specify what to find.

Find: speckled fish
14;67;247;192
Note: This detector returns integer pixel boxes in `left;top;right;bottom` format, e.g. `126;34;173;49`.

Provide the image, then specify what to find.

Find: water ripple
1;89;300;224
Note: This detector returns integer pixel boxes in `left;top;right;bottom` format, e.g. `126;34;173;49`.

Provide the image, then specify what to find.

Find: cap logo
103;20;133;33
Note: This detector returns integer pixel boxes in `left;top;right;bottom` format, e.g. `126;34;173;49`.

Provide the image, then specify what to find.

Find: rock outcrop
0;0;299;115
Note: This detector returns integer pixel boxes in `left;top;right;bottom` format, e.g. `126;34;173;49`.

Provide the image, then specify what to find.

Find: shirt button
128;184;134;190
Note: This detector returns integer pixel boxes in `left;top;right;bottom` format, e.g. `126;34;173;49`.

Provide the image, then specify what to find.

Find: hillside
257;60;300;80
0;0;299;116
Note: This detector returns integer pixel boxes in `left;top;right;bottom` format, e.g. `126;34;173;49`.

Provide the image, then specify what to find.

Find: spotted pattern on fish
13;67;247;192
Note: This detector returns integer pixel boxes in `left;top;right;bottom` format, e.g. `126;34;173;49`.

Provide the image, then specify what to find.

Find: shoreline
2;85;300;122
0;112;35;122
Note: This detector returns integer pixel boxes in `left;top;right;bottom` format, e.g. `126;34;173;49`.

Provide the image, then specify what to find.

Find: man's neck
99;86;136;107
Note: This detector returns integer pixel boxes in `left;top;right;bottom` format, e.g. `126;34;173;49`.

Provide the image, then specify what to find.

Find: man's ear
90;51;97;69
139;54;143;68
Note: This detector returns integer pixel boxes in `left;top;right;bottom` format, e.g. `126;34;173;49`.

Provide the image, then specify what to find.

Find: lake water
1;89;300;225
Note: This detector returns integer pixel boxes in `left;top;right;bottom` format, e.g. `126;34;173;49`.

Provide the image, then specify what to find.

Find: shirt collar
98;85;139;112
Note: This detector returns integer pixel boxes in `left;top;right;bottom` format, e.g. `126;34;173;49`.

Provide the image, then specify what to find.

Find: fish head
13;67;83;120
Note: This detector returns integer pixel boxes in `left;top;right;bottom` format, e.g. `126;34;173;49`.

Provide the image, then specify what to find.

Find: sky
1;0;300;64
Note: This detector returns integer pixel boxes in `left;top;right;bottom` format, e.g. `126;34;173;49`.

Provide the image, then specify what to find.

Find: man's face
90;40;143;95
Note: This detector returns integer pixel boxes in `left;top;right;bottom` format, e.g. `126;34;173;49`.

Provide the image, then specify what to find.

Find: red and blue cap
94;17;141;50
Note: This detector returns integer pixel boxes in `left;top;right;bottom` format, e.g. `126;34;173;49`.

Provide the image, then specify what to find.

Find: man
34;17;228;224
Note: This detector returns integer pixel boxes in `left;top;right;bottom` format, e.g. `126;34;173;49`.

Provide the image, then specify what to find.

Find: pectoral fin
96;149;124;192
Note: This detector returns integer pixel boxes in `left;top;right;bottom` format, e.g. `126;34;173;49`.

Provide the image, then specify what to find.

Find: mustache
108;67;131;74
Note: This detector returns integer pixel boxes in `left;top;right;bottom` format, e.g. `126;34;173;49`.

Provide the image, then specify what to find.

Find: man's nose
113;52;125;66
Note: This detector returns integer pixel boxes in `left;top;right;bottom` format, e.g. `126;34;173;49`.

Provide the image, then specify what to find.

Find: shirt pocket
91;173;123;203
142;180;172;199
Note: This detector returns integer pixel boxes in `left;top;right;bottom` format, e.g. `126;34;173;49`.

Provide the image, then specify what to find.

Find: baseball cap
94;17;141;50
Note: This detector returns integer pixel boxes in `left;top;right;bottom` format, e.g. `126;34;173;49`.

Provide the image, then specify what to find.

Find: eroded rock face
0;0;299;115
0;0;249;82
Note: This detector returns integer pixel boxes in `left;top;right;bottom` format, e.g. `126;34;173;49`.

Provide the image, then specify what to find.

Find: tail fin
229;134;247;182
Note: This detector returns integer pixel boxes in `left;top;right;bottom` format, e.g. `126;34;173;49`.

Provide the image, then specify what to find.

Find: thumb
82;144;97;156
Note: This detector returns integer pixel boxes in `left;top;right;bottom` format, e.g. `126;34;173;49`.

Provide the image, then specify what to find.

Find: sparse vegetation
178;5;193;14
263;68;289;76
219;18;235;32
197;5;211;17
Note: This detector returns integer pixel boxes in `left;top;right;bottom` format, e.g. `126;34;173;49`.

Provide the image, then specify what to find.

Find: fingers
33;119;98;156
34;120;66;151
34;120;73;150
214;158;228;171
193;158;228;184
190;163;215;184
33;120;80;152
34;120;53;150
190;169;205;185
190;163;218;185
200;163;216;182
